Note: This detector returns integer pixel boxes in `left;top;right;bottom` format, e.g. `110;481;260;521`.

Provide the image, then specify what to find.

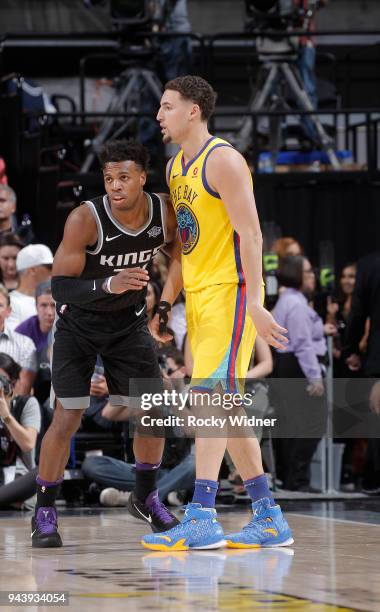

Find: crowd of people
0;169;378;513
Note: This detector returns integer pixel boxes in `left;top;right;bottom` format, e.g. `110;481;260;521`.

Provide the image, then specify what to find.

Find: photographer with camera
0;352;41;506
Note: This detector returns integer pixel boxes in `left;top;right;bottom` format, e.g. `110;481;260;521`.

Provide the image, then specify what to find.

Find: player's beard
162;133;172;144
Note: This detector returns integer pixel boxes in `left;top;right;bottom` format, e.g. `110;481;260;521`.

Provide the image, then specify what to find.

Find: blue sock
244;474;275;506
192;479;219;508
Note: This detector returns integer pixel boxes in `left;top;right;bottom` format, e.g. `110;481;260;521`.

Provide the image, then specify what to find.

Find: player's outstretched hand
148;313;173;344
249;303;288;350
110;267;149;294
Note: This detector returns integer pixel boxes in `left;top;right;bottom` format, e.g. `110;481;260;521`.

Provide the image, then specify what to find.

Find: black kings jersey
78;191;166;311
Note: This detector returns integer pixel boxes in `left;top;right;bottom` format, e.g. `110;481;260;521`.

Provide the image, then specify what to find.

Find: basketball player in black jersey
31;140;181;548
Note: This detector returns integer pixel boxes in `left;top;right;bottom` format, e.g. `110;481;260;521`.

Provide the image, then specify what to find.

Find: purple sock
36;476;64;488
36;475;64;508
135;461;161;471
244;474;275;506
192;479;219;508
135;460;161;502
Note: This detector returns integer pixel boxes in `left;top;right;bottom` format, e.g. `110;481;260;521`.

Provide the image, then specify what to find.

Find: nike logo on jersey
172;173;180;179
92;281;96;291
134;504;152;523
31;530;36;537
105;234;123;242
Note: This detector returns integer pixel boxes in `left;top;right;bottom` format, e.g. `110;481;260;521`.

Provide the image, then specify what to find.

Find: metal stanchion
320;437;327;494
326;335;336;493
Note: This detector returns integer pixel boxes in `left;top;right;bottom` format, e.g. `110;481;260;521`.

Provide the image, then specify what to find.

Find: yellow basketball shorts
186;283;258;392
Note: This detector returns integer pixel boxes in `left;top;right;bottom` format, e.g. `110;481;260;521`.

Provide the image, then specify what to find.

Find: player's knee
52;405;84;438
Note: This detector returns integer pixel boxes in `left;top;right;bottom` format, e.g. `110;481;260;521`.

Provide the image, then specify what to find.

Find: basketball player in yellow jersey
142;76;294;551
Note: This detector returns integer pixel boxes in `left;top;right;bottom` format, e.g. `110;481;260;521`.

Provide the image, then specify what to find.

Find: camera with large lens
245;0;319;57
246;0;297;22
110;0;151;26
245;0;319;26
0;374;12;397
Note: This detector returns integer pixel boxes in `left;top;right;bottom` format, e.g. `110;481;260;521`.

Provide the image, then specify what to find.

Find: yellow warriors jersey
169;136;251;292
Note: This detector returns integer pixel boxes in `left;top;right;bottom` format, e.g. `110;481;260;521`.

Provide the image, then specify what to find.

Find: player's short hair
271;237;303;260
0;184;17;204
0;352;21;384
165;76;217;121
36;280;52;300
0;232;24;250
99;139;150;172
277;255;305;290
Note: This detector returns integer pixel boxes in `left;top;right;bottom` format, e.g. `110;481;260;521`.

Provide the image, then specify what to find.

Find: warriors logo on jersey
177;204;199;255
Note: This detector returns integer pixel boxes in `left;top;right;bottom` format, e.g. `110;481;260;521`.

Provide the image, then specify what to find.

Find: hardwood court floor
0;500;379;611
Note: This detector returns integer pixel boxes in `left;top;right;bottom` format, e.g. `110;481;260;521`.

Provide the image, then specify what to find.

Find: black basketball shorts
51;303;162;410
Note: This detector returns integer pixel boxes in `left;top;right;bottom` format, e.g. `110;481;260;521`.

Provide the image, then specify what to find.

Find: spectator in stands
271;255;327;491
346;253;380;378
146;281;161;322
0;185;17;236
345;252;380;494
159;345;187;392
7;244;53;330
0;233;24;292
0;352;41;503
0;185;34;245
326;263;368;377
150;251;168;286
325;262;369;490
0;284;37;395
15;281;55;405
15;281;54;354
271;237;304;260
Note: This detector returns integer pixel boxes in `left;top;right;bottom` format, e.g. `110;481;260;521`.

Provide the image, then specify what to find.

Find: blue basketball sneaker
141;503;226;551
225;497;294;548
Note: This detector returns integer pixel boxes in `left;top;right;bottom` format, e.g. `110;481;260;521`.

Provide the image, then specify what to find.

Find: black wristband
52;275;109;305
157;301;172;334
